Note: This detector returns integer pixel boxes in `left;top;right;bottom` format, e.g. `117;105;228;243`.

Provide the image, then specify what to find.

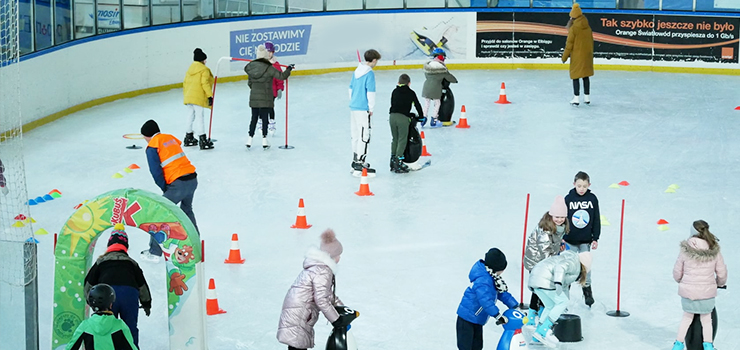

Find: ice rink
17;67;740;349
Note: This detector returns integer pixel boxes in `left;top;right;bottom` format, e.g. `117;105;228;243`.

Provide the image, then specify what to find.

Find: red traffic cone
735;106;740;110
456;105;470;128
355;168;374;196
420;131;432;156
291;198;312;229
495;82;511;104
206;278;226;315
224;233;245;264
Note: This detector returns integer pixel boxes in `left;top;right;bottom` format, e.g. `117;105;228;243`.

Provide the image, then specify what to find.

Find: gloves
1;186;7;196
555;282;563;295
277;90;283;100
417;116;427;127
208;97;213;106
495;315;508;325
331;313;355;328
144;307;151;317
285;64;295;72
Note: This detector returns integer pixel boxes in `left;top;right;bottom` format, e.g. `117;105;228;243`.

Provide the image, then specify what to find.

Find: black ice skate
583;286;594;307
184;132;198;147
198;134;214;150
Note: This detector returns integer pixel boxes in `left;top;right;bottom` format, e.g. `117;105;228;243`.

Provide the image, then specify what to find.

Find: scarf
486;266;509;293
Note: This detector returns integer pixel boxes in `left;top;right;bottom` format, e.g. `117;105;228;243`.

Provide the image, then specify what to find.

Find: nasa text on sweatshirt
564;188;601;244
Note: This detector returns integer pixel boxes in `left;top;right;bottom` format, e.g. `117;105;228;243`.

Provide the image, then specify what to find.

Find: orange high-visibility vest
148;134;196;185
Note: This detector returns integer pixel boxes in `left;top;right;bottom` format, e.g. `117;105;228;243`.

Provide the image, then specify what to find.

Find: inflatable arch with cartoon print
51;188;207;350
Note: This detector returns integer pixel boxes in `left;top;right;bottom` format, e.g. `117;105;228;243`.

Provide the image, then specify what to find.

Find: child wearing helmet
422;48;457;128
66;283;138;350
84;224;152;348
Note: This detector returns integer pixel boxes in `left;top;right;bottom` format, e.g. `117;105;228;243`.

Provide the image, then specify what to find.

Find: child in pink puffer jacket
671;220;727;350
277;229;345;350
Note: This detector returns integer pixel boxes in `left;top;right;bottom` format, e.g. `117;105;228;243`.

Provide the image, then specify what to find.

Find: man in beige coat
562;3;594;106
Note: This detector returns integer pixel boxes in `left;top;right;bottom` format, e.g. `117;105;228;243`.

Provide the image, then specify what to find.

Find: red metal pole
520;193;530;308
284;78;289;147
617;199;625;310
201;239;205;263
54;233;57;250
207;76;218;139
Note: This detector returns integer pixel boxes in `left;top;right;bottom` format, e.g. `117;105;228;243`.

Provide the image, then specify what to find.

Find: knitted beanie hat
264;41;275;53
256;45;270;60
484;248;507;272
320;229;343;258
140;119;160;137
107;223;129;253
570;3;583;18
549;195;568;217
193;48;207;62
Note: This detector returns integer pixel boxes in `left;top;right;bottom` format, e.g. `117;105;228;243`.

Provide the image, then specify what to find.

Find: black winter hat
484;248;507;272
193;48;207;62
140;119;160;137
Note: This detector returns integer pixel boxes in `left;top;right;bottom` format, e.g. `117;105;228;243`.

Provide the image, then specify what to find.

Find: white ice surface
15;68;740;350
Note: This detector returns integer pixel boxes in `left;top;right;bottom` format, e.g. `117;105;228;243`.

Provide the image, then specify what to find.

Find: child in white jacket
277;229;346;350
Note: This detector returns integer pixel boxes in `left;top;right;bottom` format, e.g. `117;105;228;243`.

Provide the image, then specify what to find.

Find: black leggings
289;347;306;350
572;77;590;96
249;107;269;137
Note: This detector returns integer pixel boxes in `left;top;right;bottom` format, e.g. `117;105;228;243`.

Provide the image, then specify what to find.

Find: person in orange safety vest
140;119;199;262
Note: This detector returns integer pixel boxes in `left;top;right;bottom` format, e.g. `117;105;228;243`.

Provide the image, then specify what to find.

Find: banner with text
230;25;312;59
476;12;739;63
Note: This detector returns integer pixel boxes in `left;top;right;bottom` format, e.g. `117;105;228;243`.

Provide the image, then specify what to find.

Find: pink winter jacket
277;248;343;349
673;237;727;300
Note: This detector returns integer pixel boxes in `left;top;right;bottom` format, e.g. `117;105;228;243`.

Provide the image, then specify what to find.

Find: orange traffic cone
355;168;374;196
495;82;511;104
224;233;245;264
456;105;470;128
206;278;226;315
420;131;432;156
291;198;313;229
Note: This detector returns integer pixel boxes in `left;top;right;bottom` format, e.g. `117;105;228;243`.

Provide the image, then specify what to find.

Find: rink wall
14;8;740;132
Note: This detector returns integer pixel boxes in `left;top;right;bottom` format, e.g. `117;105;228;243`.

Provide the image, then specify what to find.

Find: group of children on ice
72;170;728;350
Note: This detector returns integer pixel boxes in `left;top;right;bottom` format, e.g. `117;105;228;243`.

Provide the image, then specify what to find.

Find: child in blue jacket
456;248;519;350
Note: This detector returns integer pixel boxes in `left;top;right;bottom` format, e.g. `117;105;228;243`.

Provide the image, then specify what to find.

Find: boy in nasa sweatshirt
564;171;600;307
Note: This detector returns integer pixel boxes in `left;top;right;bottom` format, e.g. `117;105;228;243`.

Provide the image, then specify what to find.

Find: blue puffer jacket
457;260;518;325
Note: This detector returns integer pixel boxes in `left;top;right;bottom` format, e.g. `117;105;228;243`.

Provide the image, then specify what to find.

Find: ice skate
140;250;160;263
262;136;270;149
198;134;214;150
671;341;685;350
183;132;198;147
246;136;253;149
702;342;715;350
570;95;580;106
430;118;443;128
584;94;591;105
583;286;594;307
268;119;276;135
392;156;409;173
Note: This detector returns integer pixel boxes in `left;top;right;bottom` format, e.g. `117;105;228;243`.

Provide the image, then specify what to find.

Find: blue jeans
565;242;591;286
111;285;140;347
533;288;569;325
149;177;198;256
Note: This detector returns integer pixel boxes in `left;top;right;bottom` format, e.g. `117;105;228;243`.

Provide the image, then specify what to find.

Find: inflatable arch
51;188;207;350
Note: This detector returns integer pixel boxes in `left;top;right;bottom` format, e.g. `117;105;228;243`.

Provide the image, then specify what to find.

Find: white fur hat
256;44;269;60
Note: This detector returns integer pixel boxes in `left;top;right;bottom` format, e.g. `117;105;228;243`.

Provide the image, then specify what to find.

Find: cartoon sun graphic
62;198;111;256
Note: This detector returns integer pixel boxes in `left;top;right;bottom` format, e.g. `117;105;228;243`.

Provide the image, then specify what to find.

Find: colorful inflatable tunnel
51;188;207;350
